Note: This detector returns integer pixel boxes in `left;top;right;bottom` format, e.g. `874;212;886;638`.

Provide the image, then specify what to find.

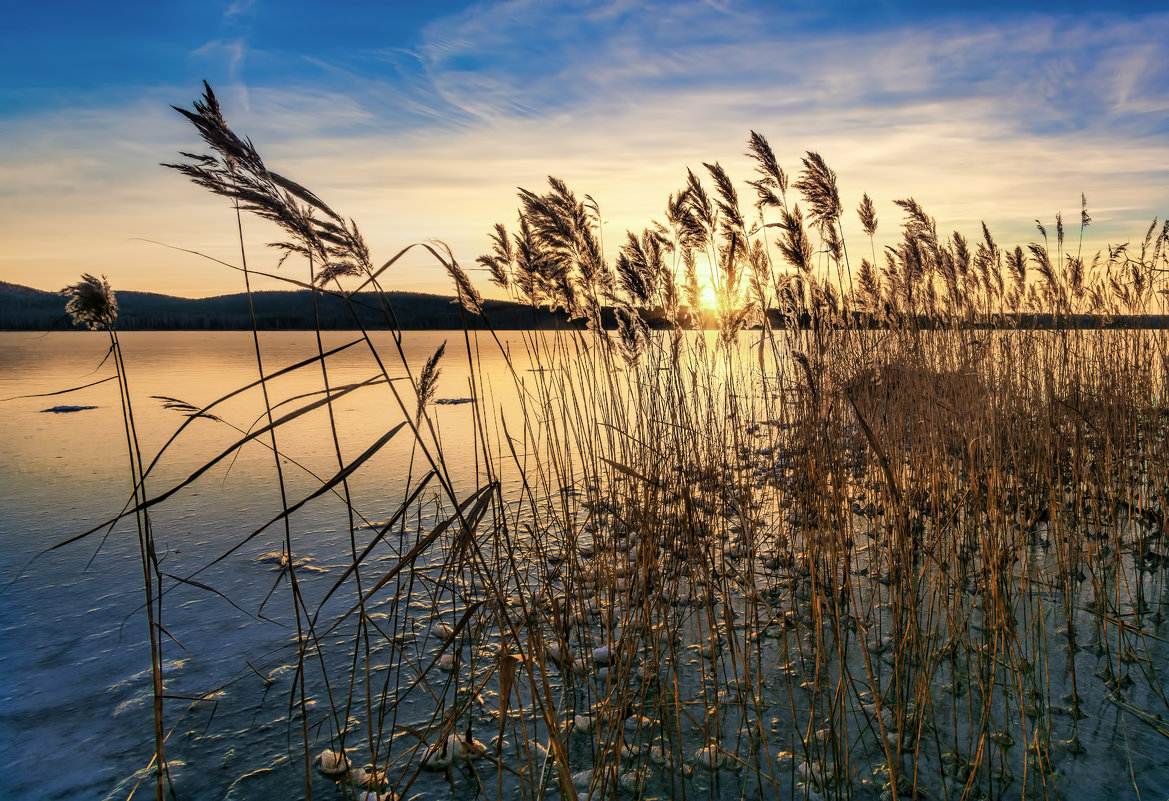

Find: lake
2;328;1168;801
0;330;521;800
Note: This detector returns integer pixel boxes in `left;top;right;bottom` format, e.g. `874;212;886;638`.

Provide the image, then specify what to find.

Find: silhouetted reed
62;274;170;801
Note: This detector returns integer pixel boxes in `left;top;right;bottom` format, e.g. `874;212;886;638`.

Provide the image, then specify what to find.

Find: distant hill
0;282;584;331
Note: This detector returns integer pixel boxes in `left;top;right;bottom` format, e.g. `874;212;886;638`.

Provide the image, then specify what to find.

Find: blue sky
2;0;1167;298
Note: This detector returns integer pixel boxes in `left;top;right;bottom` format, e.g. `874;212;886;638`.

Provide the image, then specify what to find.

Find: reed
54;85;1169;800
62;275;171;800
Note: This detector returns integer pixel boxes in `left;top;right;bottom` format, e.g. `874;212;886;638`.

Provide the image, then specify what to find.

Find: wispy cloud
191;38;251;108
224;0;255;20
407;3;1169;138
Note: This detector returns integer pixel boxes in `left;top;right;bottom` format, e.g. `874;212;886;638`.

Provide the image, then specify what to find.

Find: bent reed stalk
60;85;1169;800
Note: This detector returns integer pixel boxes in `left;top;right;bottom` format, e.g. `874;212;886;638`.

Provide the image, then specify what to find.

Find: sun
699;282;719;312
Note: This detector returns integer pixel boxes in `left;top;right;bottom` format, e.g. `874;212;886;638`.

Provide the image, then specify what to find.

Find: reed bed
57;84;1169;800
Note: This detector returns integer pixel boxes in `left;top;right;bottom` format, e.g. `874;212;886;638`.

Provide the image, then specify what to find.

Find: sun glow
698;282;719;312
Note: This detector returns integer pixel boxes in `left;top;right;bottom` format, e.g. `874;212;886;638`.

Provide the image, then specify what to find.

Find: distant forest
2;282;1166;332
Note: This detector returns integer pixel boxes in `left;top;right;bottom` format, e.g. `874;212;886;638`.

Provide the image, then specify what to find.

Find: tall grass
62;85;1169;800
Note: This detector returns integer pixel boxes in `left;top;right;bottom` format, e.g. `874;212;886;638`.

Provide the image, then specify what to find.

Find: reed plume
164;81;372;285
793;151;842;232
62;273;118;330
416;341;446;422
858;193;878;238
746;129;788;211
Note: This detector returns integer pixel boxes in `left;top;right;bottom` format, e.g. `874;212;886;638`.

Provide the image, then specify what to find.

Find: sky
1;0;1167;300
